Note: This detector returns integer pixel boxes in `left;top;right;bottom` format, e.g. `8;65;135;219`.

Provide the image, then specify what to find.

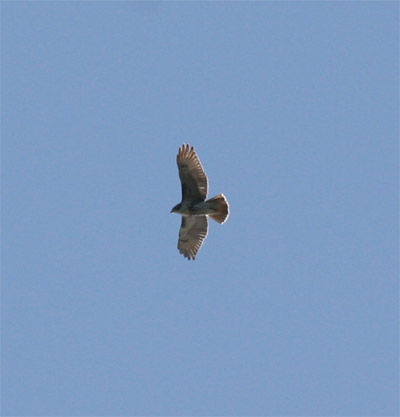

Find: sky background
2;2;398;416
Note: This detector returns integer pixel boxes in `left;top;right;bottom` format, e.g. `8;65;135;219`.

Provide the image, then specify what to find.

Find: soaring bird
171;144;229;260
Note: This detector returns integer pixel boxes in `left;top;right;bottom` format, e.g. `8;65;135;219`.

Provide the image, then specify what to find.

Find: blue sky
2;2;398;416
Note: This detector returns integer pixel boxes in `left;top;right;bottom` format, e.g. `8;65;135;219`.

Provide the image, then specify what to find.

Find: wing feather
178;216;208;260
177;144;208;202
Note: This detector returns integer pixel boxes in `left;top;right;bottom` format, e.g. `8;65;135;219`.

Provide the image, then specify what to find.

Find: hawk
171;144;229;260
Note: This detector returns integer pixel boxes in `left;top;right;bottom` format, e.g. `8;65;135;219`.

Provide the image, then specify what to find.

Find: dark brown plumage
171;144;229;260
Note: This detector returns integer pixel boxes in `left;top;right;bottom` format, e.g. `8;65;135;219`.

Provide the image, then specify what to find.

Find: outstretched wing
178;216;208;260
177;144;208;202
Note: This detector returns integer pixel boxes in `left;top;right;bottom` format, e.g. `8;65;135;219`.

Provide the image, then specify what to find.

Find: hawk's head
171;203;181;214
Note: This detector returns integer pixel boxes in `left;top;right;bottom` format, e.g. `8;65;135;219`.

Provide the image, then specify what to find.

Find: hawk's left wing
177;144;208;203
178;215;208;260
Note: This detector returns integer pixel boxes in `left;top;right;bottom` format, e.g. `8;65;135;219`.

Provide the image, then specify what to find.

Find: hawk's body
171;144;229;260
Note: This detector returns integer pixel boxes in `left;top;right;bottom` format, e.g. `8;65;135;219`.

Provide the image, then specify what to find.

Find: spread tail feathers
207;194;230;224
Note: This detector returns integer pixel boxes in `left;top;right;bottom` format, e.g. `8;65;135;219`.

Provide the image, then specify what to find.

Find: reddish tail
207;194;230;224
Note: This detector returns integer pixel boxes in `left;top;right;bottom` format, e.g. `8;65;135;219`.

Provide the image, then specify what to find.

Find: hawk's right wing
178;215;208;260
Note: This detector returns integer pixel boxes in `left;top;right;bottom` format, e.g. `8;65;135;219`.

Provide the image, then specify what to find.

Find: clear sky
2;2;398;416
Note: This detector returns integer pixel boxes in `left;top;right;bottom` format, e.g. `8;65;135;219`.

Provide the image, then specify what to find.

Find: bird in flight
171;144;229;260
